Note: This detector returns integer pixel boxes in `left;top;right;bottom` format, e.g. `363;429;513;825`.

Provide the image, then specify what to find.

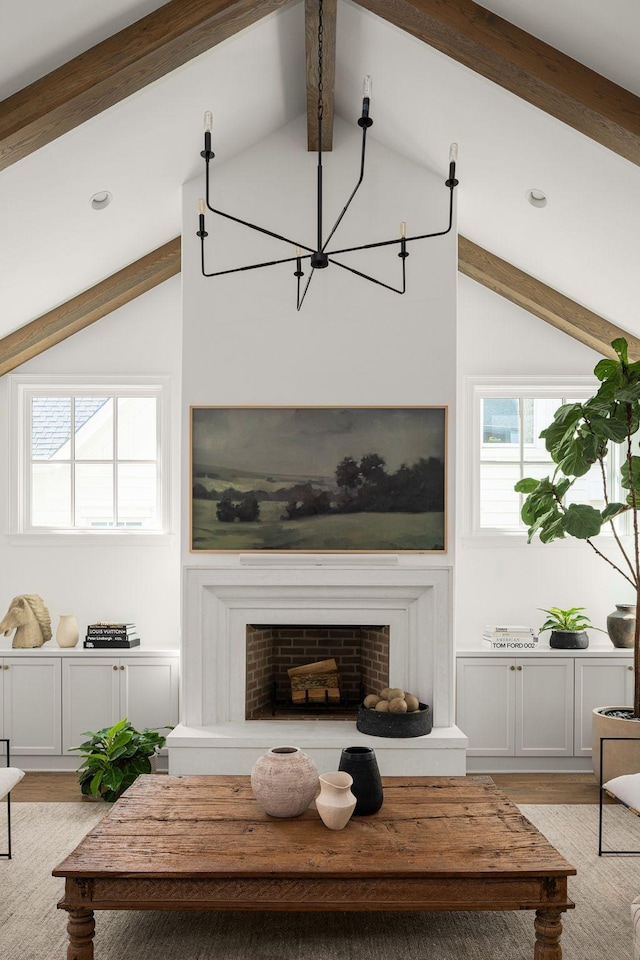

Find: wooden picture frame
190;406;447;552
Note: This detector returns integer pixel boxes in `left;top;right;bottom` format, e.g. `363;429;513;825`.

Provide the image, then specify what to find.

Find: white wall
181;114;458;565
0;276;182;648
456;274;632;648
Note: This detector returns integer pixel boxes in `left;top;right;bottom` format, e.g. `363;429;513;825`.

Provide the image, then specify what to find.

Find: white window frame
463;375;629;544
9;375;172;541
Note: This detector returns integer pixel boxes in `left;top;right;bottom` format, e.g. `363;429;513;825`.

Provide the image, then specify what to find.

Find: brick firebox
245;624;390;719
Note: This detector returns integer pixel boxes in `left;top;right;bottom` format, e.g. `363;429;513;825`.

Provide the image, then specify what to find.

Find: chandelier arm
205;159;313;252
327;185;456;258
321;125;368;253
328;257;406;295
297;268;316;311
200;247;311;279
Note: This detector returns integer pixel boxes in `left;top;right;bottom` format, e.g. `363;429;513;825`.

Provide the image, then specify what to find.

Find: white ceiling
1;0;639;341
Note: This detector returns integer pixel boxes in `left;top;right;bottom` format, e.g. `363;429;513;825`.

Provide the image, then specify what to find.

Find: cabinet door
574;657;634;756
516;658;573;756
456;658;516;756
3;657;61;754
62;659;120;753
120;658;179;734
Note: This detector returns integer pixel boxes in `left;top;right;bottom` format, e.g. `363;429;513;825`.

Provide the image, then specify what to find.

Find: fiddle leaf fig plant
515;338;640;715
70;718;171;802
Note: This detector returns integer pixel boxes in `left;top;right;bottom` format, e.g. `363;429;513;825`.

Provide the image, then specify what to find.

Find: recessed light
526;188;547;208
90;191;113;210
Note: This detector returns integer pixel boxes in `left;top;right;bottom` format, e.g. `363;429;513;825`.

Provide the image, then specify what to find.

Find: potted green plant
538;606;598;649
70;718;171;802
515;338;640;779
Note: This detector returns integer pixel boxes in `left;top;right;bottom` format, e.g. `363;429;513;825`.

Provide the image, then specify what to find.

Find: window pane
523;398;561;462
117;463;157;528
566;462;607;511
32;463;71;526
75;463;113;527
117;397;156;460
480;463;521;528
75;398;113;460
482;398;519;445
32;397;71;460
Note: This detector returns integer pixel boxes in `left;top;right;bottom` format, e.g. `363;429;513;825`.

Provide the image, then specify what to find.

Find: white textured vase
251;745;319;818
56;614;79;648
315;771;357;830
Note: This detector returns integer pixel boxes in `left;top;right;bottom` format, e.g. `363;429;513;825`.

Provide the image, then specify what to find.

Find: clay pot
315;771;357;830
592;706;640;783
56;614;79;648
606;604;636;648
250;746;318;818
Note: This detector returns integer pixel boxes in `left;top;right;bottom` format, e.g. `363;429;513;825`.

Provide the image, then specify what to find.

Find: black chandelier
196;0;459;311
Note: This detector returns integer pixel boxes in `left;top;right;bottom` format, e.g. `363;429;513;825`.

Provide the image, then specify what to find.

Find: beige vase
250;746;319;818
592;706;640;783
315;771;357;830
56;614;79;648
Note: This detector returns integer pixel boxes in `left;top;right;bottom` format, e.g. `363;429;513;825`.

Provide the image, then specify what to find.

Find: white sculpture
0;595;52;648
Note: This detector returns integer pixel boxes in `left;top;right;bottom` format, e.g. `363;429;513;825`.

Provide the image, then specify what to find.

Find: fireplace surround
167;559;467;774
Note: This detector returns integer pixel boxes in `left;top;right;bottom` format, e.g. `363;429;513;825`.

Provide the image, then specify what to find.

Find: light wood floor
11;771;605;803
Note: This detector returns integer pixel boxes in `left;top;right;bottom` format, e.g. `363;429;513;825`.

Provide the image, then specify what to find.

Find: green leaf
514;477;541;494
601;502;628;522
562;503;603;539
621;456;640;490
89;771;103;796
552;402;583;426
558;439;591;477
594;358;620;382
614;383;640;403
538;517;566;543
588;415;629;442
612;338;629;365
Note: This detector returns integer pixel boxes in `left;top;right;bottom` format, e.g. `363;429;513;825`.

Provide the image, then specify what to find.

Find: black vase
338;746;383;816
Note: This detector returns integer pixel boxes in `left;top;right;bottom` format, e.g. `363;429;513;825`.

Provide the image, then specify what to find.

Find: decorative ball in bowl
356;687;432;738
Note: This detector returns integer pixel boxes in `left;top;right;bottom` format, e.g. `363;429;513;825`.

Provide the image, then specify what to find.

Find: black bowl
356;702;432;738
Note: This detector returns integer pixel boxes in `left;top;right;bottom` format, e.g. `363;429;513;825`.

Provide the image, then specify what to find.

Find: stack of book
84;622;140;649
482;625;539;650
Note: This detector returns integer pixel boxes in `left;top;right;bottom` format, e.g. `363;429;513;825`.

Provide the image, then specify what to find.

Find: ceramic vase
338;745;383;815
56;614;79;648
250;745;319;818
315;771;357;830
606;604;636;649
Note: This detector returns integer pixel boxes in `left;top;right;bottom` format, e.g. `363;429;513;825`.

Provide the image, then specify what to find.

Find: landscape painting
190;406;447;552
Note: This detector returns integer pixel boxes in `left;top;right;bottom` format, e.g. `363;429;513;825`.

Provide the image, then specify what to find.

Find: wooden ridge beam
0;238;181;376
351;0;640;166
0;0;292;172
305;0;337;151
458;235;640;360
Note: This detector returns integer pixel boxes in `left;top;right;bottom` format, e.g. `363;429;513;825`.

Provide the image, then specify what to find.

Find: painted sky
192;407;445;477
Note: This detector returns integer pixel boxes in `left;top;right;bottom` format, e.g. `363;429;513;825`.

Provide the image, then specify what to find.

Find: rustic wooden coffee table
53;775;575;959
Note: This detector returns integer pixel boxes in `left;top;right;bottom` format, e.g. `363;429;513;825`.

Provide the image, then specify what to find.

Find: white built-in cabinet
62;656;179;753
456;657;573;757
0;648;178;766
0;656;61;754
457;651;633;763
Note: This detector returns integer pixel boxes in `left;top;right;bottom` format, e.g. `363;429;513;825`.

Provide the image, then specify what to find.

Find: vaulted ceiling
1;0;639;368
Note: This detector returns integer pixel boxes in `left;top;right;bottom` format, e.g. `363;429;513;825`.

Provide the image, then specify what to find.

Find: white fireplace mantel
169;562;467;775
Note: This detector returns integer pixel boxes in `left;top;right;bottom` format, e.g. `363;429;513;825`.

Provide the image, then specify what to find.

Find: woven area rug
1;802;640;960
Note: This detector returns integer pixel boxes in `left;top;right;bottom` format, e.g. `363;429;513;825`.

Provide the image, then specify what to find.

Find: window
467;378;625;537
11;378;170;535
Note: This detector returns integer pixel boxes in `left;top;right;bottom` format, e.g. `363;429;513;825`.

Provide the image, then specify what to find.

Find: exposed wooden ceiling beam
305;0;337;151
458;236;640;360
351;0;640;167
0;0;293;172
0;238;181;377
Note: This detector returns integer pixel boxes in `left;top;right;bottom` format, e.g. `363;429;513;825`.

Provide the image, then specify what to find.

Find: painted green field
191;499;445;551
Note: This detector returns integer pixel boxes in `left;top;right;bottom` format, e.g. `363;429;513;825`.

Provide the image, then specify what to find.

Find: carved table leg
66;908;95;960
534;908;564;959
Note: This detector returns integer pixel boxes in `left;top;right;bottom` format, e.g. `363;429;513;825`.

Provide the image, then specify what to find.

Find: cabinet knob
629;665;634;671
517;665;523;671
112;665;118;671
120;665;125;671
510;665;515;671
3;664;8;670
